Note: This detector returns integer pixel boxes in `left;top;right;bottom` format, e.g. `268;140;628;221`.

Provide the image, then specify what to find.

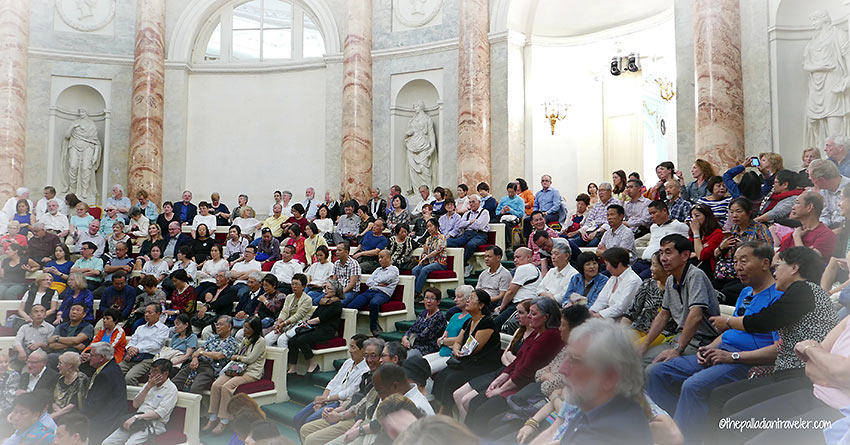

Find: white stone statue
61;108;102;202
804;9;850;150
405;101;437;193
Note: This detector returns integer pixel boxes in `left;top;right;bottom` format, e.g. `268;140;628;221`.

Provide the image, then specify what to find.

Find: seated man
254;227;281;263
193;270;237;333
334;202;360;245
262;203;287;239
623;178;652;238
69;242;104;292
343;250;399;336
475;245;512;307
99;271;136;322
647;241;781;443
26;224;62;267
496;181;526;226
37;200;70;238
120;303;170;385
493;247;541;330
6;392;56;444
533;230;581;276
35;186;67;216
12;304;52;371
331;242;361;302
446;194;490;276
665;180;692;223
47;304;94;366
571;182;621;247
16;349;59;396
161;221;192;263
778;190;837;258
809;158;850;229
172;190;197;225
596;204;637;261
54;412;89;445
94;243;134;299
172;315;240;394
353;219;388;274
103;359;178;445
535;237;578;299
527;211;559;269
228;272;263;335
589;247;642;319
438;199;462;238
73;220;105;256
230;245;262;302
270;244;304;295
632;200;689;279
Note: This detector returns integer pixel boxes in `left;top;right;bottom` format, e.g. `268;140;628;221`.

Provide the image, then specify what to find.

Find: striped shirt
697;196;732;226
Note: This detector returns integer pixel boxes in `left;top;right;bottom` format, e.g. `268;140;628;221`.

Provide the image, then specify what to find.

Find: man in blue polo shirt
647;241;782;444
523;174;562;239
352;219;388;274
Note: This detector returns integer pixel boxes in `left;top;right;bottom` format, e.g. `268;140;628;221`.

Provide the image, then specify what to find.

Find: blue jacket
172;201;197;224
563;273;609;307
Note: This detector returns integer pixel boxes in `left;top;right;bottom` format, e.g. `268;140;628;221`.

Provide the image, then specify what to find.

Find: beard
564;377;602;408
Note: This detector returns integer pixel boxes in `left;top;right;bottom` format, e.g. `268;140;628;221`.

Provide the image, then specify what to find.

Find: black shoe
306;363;320;375
371;328;383;337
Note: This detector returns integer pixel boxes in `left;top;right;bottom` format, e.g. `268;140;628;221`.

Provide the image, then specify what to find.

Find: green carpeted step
464;277;477;286
439;298;456;309
446;288;455;298
288;382;325;405
395;320;415;332
378;331;405;342
311;370;337;388
333;359;346;371
506;250;514;260
501;260;515;269
262;400;306;424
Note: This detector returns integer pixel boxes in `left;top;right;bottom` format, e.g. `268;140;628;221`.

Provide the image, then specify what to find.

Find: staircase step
310;370;337;387
288;382;325;405
263;401;306;425
395;320;415;332
439;298;456;309
446;288;455;298
332;359;346;371
378;331;405;342
464;277;477;286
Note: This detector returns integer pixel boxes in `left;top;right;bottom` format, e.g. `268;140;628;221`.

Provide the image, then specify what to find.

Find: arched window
198;0;326;63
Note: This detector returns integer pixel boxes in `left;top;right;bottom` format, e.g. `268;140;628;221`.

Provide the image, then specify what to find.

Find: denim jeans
293;401;339;431
411;262;446;294
342;289;390;331
307;289;325;305
447;230;488;263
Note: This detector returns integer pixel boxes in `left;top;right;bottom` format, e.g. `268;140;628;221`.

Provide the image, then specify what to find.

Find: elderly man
271;244;304;294
343;250;399;336
778;191;837;258
590;248;642;319
82;342;127;445
353;219;388;274
74;219;105;256
302;187;319;221
535;237;578;300
494;247;542;330
533;229;580;276
623;178;652;238
172;190;197;225
597;204;637;261
476;245;512;306
26;223;62;266
261;203;287;239
162;221;192;261
411;185;435;217
35;186;67;216
103;359;178;445
70;242;104;291
557;319;652;444
105;185;132;222
37;200;69;237
331;242;361;302
809;158;850;229
573;182;622;248
825;135;850;177
446;194;490;276
230;194;251;223
665;180;692;223
523;175;562;238
13;304;53;370
119;303;170;384
16;349;59;395
334;202;360;245
172;315;240;393
99;206;121;236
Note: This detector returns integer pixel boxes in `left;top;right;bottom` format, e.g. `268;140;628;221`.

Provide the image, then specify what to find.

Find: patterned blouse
624;279;677;335
773;281;839;371
535;347;566;398
731;221;773;249
170;286;197;315
388;236;415;268
387;209;411;230
405;309;447;355
0;369;19;412
53;372;89;410
421;233;447;266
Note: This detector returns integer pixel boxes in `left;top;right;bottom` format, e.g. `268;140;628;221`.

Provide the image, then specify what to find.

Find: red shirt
691;228;724;270
779;222;837;258
170;286;197;315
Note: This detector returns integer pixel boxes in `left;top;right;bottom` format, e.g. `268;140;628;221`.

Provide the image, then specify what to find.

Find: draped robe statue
62;109;102;202
405;101;437;194
804;10;850;150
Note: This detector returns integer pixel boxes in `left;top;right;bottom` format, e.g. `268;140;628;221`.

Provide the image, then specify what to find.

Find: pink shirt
814;321;850;410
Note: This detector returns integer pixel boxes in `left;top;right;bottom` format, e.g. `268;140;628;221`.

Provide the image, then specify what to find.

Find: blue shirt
170;332;199;353
439;213;463;238
533;188;563;214
135;201;159;221
439;312;471;357
563;273;609;307
723;165;773;200
721;284;782;351
101;285;137;319
832;156;850;179
99;215;120;236
497;195;525;219
58;288;95;323
359;231;388;252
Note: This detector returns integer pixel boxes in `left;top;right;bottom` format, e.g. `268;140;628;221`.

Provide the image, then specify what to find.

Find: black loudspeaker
627;53;641;72
610;57;621;76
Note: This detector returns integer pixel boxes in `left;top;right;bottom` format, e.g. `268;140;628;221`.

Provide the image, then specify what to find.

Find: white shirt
142;260;171;285
37;212;69;232
314;218;334;234
412;196;436;216
35;198;68;216
25;367;46;392
128;321;170;354
326;358;369;401
302;198;318;220
537;264;578;298
128;215;150;238
589;268;642;319
511;263;542;303
232;259;261;285
405;384;435;415
271;259;304;285
642;220;690;260
170;260;198;284
138;379;179;432
192;214;217;232
306;261;334;285
199;258;230;284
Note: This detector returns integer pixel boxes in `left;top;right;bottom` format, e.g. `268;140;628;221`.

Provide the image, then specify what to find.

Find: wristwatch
358;425;365;436
731;352;740;361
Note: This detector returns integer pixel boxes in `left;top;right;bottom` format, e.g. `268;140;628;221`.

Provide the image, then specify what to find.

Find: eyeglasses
364;353;379;359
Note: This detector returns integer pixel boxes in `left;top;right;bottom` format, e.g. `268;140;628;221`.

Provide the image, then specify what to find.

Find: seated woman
411;203;434;247
196;244;229;299
10;272;58;328
823;186;850;303
431;187;447;216
125;275;167;334
463;297;564;434
224;225;248;262
156;200;178;234
69;202;93;240
51;351;89;418
388;223;415;270
356;204;376;241
411;218;446;298
127;207;150;241
10;199;34;236
303;222;328;266
233;207;261;242
689;204;724;278
84;308;127;363
134;244;169;287
387;195;410;231
40;244;73;295
165;314;198;373
305;245;334;304
137;224;164;263
423;285;472;375
621;252;677;348
562;251;608;307
192;271;236;336
314;205;334;244
713;197;773;302
105;221;132;259
281;203;309;236
246;273;290;332
262;274;312;346
192;201;217;238
192;223;215;265
402;287;447;358
56;273;94;324
204;316;267;435
0;244;27;300
697;176;733;227
163;245;198;296
287;280;344;375
0;221;27;256
432;289;501;414
164;268;197;322
754;169;802;225
283;224;307;264
0;351;18;415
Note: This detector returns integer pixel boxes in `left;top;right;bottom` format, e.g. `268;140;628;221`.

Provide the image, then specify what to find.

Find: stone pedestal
341;0;373;205
128;0;166;205
457;0;491;189
694;0;744;170
0;1;29;205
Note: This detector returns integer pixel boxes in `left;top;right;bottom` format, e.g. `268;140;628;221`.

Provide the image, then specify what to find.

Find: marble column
340;0;373;205
694;0;744;170
457;0;491;189
128;0;166;205
0;1;29;206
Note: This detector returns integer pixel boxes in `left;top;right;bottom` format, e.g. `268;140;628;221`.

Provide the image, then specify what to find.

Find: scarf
762;189;803;213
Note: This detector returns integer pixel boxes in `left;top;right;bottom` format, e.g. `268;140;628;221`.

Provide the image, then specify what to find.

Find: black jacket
82;359;127;444
19;367;59;394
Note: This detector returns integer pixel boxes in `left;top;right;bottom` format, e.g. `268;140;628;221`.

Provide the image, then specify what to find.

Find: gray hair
454;284;474;299
809;159;841;180
46;199;58;207
552;238;571;257
363;337;386;353
468;194;481;203
531;297;563;329
598;182;613;191
216;314;234;327
282;190;293;199
326;279;344;299
247;271;263;281
59;351;81;368
90;342;115;361
829;135;850;150
216;270;232;279
29;349;47;362
31;222;45;231
112;184;124;193
568;319;643;399
16;187;28;196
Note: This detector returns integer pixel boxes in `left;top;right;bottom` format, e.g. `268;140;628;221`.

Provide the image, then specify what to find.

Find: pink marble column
128;0;166;205
694;0;744;170
341;0;373;205
457;0;491;189
0;1;29;206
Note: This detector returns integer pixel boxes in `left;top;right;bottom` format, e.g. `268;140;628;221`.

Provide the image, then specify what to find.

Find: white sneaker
464;264;473;277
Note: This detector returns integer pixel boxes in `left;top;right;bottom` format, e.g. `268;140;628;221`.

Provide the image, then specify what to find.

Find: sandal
202;419;218;432
212;422;228;435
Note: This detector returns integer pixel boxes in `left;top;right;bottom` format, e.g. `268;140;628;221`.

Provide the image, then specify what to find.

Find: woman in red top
84;308;128;363
462;297;565;435
281;203;309;235
689;204;724;276
284;224;307;264
165;268;196;322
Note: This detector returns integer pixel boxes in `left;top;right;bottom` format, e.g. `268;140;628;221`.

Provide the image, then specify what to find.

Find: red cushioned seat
379;301;405;312
261;260;277;272
124;401;186;444
214;232;227;243
427;270;457;279
235;359;275;394
314;337;347;349
360;281;407;313
399;269;412;275
475;244;493;252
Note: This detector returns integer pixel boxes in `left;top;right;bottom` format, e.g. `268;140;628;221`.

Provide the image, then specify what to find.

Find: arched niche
49;82;110;204
390;78;442;195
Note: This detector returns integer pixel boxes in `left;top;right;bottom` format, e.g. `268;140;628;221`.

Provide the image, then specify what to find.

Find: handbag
221;360;247;377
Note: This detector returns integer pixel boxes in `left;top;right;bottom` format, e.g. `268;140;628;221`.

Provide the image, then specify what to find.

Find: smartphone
751;157;760;167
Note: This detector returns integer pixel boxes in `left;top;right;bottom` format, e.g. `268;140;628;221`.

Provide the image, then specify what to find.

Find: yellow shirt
262;214;288;238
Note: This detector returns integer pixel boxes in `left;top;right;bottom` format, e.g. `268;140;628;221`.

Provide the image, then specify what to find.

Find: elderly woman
12;272;58;327
205;316;266;435
388;223;415;270
56;273;94;324
51;351;89;418
233;207;261;241
713;197;773;302
562;251;609;307
127;207;150;240
287;280;344;375
165;268;197;320
263;274;312;346
210;192;231;226
106;221;132;259
0;351;19;416
402;287;447;358
423;285;472;375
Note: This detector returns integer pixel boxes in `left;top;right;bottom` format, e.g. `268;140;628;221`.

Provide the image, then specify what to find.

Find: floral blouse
388;236;415;268
170;286;197;315
387;209;411;230
0;369;19;412
421;233;447;266
404;309;447;355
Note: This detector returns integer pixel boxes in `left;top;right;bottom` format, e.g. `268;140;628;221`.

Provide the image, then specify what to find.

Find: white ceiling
507;0;673;37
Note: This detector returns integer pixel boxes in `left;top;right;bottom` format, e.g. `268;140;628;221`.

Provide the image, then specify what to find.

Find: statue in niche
61;108;102;202
804;9;850;150
405;101;437;194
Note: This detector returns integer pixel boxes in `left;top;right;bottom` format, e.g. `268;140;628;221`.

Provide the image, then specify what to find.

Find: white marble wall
740;0;772;157
674;0;696;176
